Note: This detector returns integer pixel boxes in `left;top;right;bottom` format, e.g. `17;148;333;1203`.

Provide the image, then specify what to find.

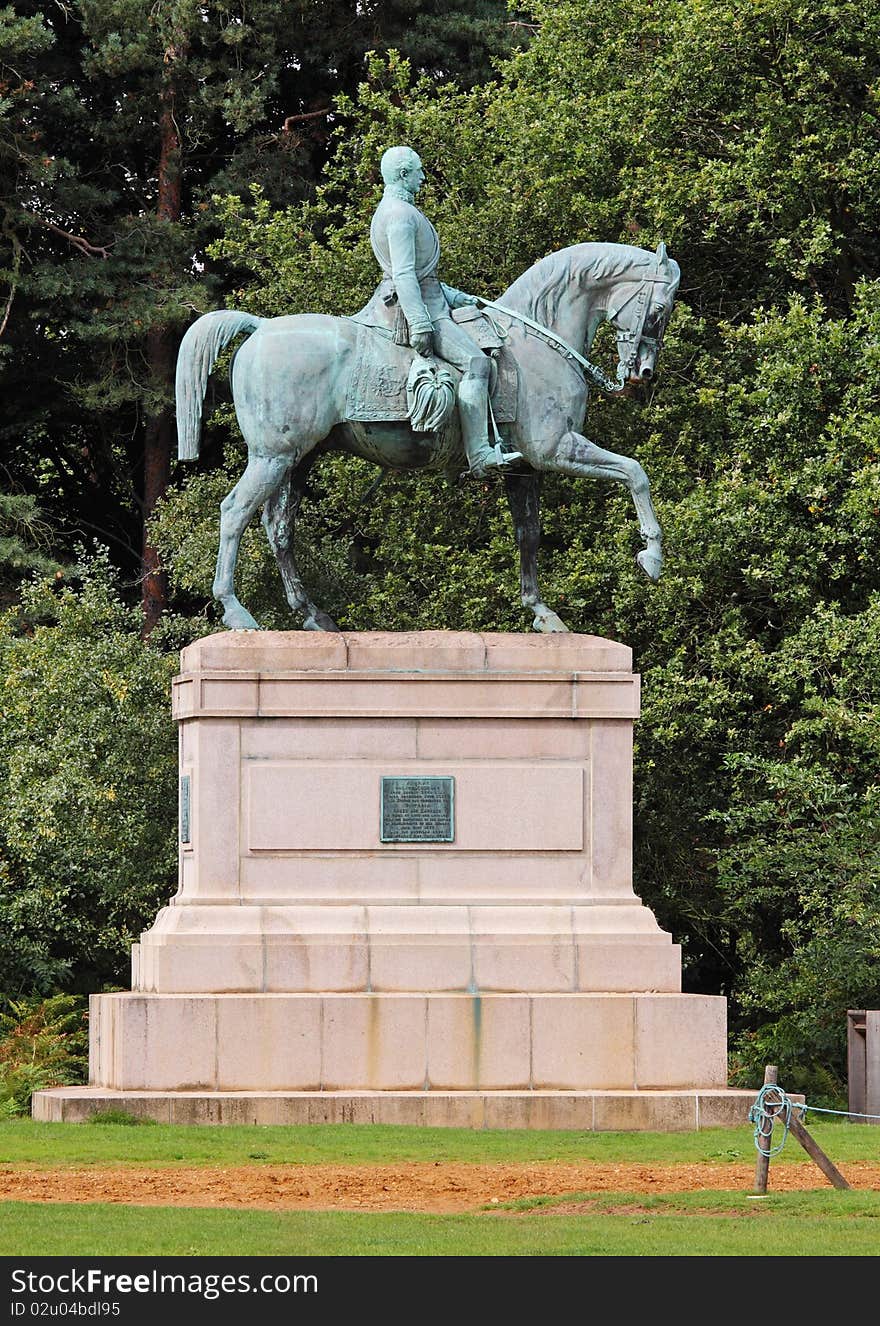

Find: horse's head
606;242;680;388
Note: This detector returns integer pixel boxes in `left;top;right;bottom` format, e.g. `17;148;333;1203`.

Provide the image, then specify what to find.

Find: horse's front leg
262;457;341;632
213;454;290;629
503;470;569;633
549;431;663;581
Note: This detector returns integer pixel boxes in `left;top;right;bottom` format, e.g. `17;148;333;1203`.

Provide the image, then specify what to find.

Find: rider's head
380;146;424;195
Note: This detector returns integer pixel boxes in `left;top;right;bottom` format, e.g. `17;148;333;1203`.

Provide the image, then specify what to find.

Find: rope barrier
749;1083;880;1157
803;1103;880;1120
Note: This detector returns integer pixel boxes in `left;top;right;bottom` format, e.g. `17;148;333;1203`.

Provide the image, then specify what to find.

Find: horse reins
476;260;667;395
475;295;623;393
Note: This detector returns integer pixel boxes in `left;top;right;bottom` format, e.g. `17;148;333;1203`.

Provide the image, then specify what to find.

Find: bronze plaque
380;776;454;843
179;774;191;844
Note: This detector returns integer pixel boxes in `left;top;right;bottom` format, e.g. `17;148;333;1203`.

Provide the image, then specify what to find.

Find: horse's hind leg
549;431;663;581
503;471;569;633
213;454;290;630
262;458;341;632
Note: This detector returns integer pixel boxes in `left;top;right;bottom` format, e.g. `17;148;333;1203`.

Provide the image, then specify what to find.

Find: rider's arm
387;217;433;334
440;281;478;309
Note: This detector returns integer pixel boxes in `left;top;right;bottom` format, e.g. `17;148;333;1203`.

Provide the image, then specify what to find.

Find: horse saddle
345;306;518;429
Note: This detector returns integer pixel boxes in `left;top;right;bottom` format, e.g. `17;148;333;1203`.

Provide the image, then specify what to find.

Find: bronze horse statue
175;241;680;632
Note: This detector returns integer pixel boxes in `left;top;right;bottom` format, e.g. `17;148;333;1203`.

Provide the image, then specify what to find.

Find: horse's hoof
636;550;662;582
304;611;341;633
222;607;261;630
532;609;570;634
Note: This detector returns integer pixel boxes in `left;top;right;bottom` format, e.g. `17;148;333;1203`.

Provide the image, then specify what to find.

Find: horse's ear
655;241;671;275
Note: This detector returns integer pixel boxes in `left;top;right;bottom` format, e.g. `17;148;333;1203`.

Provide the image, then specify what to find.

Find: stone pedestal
34;631;751;1128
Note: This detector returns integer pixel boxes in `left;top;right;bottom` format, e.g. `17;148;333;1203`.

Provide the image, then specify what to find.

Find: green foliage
0;994;87;1116
0;491;63;608
208;0;880;323
0;3;520;593
0;555;181;994
716;611;880;1099
494;0;880;311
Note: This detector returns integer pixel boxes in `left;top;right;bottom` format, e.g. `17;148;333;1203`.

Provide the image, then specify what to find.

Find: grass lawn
2;1191;880;1256
1;1116;878;1168
1;1118;879;1256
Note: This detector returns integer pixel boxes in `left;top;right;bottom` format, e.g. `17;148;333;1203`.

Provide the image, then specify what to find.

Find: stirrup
468;443;524;477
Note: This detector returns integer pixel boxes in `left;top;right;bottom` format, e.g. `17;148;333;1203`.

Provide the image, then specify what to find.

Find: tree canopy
0;0;519;624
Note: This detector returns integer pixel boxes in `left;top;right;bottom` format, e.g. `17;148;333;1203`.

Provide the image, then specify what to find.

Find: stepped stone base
84;992;728;1093
34;632;740;1132
133;904;682;995
32;1087;757;1131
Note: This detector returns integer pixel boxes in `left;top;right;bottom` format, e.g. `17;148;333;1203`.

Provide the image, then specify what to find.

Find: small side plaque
381;776;454;843
179;774;191;844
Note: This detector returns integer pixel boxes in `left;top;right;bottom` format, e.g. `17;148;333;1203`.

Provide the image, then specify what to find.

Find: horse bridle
477;260;671;396
606;262;670;386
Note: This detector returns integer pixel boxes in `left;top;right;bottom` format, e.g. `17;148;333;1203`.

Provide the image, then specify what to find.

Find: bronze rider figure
353;145;523;477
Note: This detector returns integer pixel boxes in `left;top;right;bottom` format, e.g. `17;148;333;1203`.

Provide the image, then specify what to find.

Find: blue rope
749;1084;880;1157
749;1083;798;1157
802;1103;880;1120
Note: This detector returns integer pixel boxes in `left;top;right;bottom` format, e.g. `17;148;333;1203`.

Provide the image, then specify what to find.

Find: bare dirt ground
1;1161;878;1213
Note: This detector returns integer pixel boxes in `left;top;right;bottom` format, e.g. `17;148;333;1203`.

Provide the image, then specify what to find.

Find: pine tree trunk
142;324;175;634
141;53;184;634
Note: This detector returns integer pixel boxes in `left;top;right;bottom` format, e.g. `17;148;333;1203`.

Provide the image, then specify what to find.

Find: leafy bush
0;994;88;1117
0;556;183;994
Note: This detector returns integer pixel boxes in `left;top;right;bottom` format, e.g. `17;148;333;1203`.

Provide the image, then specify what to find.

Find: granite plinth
84;991;727;1091
136;630;677;1002
36;632;737;1125
33;1087;757;1131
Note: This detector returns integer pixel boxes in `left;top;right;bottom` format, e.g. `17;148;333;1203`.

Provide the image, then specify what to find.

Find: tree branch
37;218;110;259
0;235;21;339
282;108;331;132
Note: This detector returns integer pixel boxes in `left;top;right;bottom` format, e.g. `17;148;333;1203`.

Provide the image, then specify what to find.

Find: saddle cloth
345;307;518;426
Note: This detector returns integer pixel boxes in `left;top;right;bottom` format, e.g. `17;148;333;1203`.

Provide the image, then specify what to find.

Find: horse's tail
176;310;263;460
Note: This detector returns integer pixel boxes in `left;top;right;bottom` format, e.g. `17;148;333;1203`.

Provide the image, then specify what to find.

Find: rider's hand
411;329;434;356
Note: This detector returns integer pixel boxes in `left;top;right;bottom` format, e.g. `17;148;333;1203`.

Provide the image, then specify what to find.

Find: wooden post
867;1011;880;1121
848;1011;867;1121
753;1064;779;1195
787;1114;852;1189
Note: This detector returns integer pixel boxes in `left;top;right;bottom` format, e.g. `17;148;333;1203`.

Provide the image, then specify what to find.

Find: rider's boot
458;362;523;477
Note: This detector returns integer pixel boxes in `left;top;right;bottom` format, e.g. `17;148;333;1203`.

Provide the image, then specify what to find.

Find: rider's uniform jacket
351;186;470;344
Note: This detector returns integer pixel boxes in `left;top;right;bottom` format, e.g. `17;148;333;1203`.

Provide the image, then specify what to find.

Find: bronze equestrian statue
176;146;680;633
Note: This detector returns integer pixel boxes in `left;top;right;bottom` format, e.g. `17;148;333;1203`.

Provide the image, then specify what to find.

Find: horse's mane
502;243;662;323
